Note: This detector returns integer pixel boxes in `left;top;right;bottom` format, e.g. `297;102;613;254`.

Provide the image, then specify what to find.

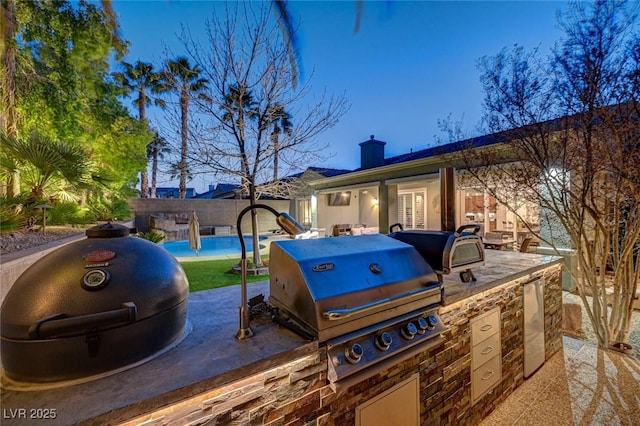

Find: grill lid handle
323;287;437;320
455;224;481;237
389;223;404;233
28;302;138;339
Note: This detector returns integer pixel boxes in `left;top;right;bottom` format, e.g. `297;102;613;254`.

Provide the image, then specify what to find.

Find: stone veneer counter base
1;251;563;425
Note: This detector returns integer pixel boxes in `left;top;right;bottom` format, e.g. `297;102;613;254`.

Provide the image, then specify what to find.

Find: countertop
1;281;316;426
442;250;563;305
0;251;561;425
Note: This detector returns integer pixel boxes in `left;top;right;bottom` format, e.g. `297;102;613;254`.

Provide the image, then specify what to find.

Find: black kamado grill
1;223;189;387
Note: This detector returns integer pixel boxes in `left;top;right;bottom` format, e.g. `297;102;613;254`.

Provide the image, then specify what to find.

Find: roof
349;132;509;172
190;183;241;199
288;167;353;179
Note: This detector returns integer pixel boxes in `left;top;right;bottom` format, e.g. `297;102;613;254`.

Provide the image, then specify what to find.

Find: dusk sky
113;1;568;192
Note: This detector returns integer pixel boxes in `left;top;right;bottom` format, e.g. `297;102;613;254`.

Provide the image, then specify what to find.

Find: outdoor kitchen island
1;250;563;426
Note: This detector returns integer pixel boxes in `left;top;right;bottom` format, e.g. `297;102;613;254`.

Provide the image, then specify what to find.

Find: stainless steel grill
268;234;446;391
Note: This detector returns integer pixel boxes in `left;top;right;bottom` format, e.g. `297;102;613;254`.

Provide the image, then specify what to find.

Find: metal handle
323;287;433;320
389;223;404;233
480;324;493;332
455;224;481;236
481;370;495;380
480;346;494;355
28;302;137;339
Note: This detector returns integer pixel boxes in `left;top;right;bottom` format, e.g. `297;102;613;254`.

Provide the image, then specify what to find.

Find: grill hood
268;234;442;342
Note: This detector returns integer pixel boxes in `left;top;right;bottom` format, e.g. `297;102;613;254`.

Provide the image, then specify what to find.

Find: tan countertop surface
442;250;563;305
1;281;316;426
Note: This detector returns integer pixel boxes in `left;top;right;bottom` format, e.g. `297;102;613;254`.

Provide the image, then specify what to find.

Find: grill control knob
426;315;439;330
345;343;364;364
401;322;418;340
416;317;429;334
375;332;393;351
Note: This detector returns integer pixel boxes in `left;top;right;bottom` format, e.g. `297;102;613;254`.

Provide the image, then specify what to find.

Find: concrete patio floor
479;335;640;426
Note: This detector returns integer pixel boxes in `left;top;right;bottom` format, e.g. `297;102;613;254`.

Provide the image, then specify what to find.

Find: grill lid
268;234;442;342
85;222;130;238
1;228;189;385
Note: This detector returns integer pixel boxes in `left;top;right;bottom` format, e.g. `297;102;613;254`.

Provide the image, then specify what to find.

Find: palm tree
113;60;164;198
221;84;265;265
222;84;257;134
221;84;259;200
148;131;170;198
267;104;292;181
0;132;93;202
159;57;209;198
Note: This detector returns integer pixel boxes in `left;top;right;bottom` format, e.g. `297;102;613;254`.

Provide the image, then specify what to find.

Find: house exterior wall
316;193;359;230
357;189;379;228
313;168;545;246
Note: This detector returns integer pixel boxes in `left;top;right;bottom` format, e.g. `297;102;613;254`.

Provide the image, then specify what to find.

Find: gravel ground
0;226;88;255
563;291;640;361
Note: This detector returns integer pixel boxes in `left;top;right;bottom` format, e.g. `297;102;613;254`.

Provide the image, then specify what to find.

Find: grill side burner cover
1;224;189;385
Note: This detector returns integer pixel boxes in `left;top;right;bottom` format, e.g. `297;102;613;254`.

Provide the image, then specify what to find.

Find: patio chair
520;237;540;253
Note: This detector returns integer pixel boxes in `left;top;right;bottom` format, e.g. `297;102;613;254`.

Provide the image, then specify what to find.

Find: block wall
128;199;290;232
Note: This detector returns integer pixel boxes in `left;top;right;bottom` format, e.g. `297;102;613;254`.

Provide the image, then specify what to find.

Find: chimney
440;167;456;233
359;135;386;169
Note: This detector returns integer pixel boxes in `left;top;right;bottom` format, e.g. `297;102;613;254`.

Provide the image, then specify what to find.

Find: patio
479;288;640;425
479;335;640;425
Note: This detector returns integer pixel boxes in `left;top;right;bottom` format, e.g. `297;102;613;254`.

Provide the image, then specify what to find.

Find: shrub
0;204;23;232
137;232;165;243
47;202;93;225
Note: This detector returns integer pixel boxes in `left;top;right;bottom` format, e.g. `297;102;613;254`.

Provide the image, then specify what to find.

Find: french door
397;191;425;229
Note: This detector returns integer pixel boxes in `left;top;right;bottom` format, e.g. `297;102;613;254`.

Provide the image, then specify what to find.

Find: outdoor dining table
483;238;516;250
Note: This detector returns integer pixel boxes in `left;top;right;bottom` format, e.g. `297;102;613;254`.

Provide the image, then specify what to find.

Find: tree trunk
272;133;279;182
249;184;262;267
138;88;149;197
179;89;188;198
1;0;20;196
140;170;149;198
150;145;158;198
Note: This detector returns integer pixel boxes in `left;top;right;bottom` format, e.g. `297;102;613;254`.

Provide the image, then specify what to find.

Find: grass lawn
179;256;269;292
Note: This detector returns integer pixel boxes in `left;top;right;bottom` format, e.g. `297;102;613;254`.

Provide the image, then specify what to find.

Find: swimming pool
161;236;267;257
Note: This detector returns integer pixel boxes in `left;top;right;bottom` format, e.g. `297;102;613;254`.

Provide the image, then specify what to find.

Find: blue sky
113;1;567;191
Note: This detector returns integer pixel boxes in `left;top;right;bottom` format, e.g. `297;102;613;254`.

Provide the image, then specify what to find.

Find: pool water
161;236;266;257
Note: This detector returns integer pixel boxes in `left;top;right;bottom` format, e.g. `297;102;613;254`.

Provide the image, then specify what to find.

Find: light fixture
34;204;52;235
372;198;379;206
235;204;306;339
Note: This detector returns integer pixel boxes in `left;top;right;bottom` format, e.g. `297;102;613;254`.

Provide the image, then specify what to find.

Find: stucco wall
315;195;359;230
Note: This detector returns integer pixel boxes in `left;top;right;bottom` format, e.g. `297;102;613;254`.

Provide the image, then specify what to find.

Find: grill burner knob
416;317;429;334
345;343;364;364
375;332;393;351
401;322;418;340
427;315;439;329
